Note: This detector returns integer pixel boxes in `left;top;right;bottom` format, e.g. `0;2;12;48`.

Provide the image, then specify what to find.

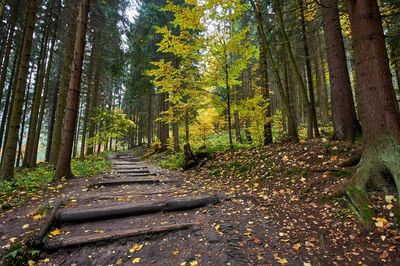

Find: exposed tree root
343;137;400;229
339;148;363;167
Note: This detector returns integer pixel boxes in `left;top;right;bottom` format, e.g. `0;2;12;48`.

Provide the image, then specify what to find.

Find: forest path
1;152;277;265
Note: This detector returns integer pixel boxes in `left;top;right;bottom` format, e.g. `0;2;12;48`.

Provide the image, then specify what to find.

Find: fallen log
116;172;156;177
66;189;196;203
57;195;220;223
88;178;175;188
115;169;151;174
44;222;199;250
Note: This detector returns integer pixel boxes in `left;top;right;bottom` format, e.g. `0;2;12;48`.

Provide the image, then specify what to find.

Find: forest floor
1;140;400;265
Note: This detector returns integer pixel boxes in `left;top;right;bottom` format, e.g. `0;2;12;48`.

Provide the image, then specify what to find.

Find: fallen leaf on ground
132;258;141;264
129;244;144;253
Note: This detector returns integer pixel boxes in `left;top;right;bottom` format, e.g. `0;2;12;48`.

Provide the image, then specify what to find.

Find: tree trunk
49;0;78;165
55;0;91;179
344;0;400;226
23;25;50;167
159;92;169;151
0;0;40;180
87;62;100;155
80;43;96;159
315;30;330;125
45;66;61;162
0;0;20;101
298;0;320;138
17;74;32;167
173;122;179;152
0;38;19;151
225;62;233;149
321;0;361;141
272;0;314;139
250;0;299;142
147;88;153;147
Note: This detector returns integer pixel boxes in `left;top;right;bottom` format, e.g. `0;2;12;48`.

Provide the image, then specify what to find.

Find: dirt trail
1;153;269;265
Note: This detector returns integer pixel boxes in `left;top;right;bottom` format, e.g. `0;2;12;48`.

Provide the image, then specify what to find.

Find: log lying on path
65;189;197;203
57;195;220;223
44;222;199;250
116;172;156;177
115;169;151;174
88;178;174;188
112;166;148;170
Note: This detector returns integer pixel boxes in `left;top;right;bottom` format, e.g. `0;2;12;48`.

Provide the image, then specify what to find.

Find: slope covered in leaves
182;140;400;264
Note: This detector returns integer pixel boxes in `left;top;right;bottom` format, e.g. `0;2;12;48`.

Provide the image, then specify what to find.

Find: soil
1;140;400;265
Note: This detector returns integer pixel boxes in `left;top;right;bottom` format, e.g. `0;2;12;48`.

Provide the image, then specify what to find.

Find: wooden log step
116;172;156;177
112;166;148;169
115;169;150;174
44;222;199;250
88;178;164;187
112;162;136;165
57;195;219;223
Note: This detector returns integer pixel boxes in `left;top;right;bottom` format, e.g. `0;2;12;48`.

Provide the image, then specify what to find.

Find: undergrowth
0;155;112;210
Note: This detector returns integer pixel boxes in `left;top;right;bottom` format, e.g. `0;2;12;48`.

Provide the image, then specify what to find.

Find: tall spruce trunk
250;0;298;142
49;0;78;165
17;73;32;167
86;63;100;155
225;62;233;149
315;30;330;125
23;27;50;167
344;0;400;226
0;0;40;180
321;0;360;141
0;0;20;101
298;0;320;138
159;92;169;151
0;37;19;151
273;0;314;139
147;88;153;147
55;0;91;179
80;43;96;159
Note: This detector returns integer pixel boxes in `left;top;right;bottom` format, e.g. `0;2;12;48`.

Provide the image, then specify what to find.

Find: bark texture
55;0;91;179
0;0;39;180
321;0;361;141
49;0;79;165
344;0;400;226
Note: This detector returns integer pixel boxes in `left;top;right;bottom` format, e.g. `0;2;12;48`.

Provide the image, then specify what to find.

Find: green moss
344;186;374;226
333;170;352;178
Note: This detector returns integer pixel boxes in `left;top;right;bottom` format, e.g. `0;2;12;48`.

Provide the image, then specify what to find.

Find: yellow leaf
276;257;288;265
49;228;61;236
33;214;43;220
214;224;220;231
129;244;144;253
385;195;395;203
172;250;179;255
132;258;141;264
28;260;35;266
257;255;263;260
190;260;198;266
116;259;123;265
373;217;388;228
22;224;29;229
292;243;301;250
